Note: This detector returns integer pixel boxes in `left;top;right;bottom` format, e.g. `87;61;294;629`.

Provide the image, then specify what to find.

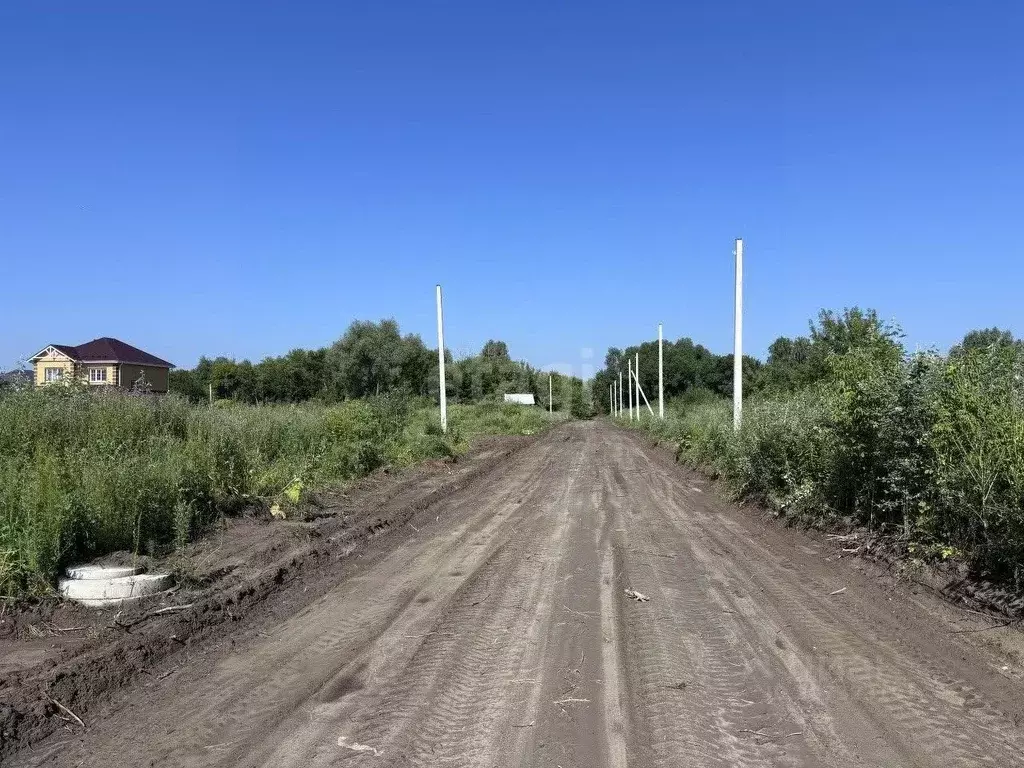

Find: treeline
621;309;1024;585
593;308;951;410
593;337;762;413
169;319;586;411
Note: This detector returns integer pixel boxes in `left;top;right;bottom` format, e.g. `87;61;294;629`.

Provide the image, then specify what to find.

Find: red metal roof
51;344;80;359
44;338;173;368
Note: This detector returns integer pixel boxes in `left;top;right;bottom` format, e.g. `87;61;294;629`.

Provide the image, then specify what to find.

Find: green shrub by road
623;342;1024;587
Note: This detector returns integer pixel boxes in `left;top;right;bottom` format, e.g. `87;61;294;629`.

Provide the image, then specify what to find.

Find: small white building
503;393;536;406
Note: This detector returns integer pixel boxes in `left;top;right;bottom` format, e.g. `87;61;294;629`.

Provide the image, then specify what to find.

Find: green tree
950;327;1021;357
756;335;816;393
481;340;510;360
210;357;241;400
399;337;433;397
326;319;419;399
168;368;206;402
809;308;903;368
569;378;592;418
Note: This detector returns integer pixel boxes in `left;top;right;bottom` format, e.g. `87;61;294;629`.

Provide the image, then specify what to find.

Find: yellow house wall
83;364;118;386
34;359;76;385
36;361;120;386
118;364;169;393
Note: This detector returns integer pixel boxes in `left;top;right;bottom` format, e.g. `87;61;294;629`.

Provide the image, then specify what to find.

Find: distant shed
503;393;536;406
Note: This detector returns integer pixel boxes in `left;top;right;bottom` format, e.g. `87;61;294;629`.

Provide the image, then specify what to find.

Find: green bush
629;342;1024;586
929;345;1024;580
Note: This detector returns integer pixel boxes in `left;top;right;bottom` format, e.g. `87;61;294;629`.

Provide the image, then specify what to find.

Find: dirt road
12;421;1024;767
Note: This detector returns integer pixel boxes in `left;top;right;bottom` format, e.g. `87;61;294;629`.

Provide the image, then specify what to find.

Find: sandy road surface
13;421;1024;767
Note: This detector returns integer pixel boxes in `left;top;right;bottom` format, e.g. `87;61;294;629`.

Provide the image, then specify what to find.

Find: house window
89;367;108;383
44;367;63;382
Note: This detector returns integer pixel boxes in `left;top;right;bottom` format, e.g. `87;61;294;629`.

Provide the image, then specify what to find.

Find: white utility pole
549;374;553;414
658;323;664;420
632;356;655;417
618;370;623;416
435;284;448;434
733;238;743;432
635;352;641;421
628;358;634;421
609;384;613;416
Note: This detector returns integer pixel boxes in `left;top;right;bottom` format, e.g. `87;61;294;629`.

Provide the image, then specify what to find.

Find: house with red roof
30;337;174;393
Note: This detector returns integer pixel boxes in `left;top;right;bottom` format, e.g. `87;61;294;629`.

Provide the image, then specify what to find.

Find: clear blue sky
3;2;1022;375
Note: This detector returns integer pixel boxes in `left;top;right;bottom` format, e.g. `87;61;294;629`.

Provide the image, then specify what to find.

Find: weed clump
0;388;555;596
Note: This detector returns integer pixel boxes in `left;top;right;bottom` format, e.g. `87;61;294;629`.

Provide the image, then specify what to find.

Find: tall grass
629;344;1024;586
0;387;554;595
